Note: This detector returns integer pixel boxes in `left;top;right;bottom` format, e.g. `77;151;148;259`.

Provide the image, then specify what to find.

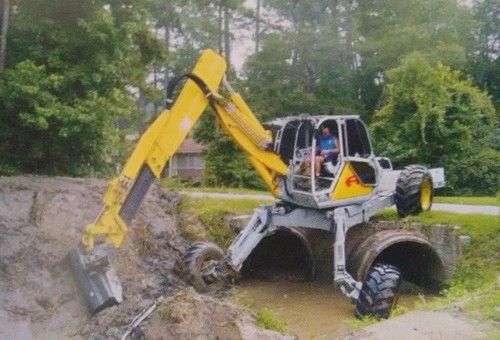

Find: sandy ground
0;176;289;339
343;310;495;340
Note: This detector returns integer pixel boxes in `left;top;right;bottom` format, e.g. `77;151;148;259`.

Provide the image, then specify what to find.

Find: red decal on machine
345;175;359;187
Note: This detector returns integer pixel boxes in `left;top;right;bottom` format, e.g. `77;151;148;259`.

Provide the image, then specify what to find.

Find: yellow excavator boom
82;49;287;250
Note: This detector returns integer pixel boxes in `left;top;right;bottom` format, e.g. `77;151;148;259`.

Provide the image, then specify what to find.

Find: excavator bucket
68;246;123;314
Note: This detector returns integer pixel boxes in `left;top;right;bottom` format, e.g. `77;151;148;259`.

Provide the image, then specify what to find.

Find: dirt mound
144;288;291;340
0;176;287;339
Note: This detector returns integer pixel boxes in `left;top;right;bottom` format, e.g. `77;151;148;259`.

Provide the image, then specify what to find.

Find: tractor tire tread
183;241;224;293
355;263;401;319
395;164;433;217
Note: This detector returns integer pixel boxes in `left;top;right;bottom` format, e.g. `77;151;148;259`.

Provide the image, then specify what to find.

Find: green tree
167;0;251;187
467;0;499;108
0;0;10;72
243;33;304;120
355;0;477;116
0;0;162;176
372;53;498;195
243;0;363;119
194;113;265;189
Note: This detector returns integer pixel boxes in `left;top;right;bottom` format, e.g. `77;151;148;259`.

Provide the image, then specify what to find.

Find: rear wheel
395;165;433;217
184;241;225;293
355;263;401;319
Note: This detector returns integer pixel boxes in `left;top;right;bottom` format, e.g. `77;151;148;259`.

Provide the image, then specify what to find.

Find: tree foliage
243;0;363;120
203;137;265;189
0;0;162;176
354;0;477;115
0;60;135;175
372;53;498;195
467;0;499;109
194;114;264;189
0;0;497;195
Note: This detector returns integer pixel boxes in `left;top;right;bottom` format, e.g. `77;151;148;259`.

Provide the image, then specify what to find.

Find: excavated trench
241;228;314;281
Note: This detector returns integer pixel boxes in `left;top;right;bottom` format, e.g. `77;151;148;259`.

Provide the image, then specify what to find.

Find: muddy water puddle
234;279;427;339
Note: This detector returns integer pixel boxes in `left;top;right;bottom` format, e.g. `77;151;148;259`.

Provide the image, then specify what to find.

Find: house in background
166;138;205;182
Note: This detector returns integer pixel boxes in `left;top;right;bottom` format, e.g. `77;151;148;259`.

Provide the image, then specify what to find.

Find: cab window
345;119;372;157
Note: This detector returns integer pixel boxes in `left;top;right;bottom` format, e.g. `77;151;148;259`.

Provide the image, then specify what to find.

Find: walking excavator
69;49;446;319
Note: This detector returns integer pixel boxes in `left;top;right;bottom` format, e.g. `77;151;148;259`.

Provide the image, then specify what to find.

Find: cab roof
265;114;361;127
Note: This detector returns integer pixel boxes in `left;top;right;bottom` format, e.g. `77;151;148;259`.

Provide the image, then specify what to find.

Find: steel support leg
333;208;362;300
226;206;274;271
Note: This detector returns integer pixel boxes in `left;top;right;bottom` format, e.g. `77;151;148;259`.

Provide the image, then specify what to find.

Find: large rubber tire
355;263;401;319
184;241;225;293
395;165;433;217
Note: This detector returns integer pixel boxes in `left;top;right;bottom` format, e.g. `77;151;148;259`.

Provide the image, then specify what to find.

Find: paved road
432;203;499;216
180;191;500;216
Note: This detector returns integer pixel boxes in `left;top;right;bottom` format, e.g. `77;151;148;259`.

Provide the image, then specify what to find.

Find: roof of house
177;138;205;154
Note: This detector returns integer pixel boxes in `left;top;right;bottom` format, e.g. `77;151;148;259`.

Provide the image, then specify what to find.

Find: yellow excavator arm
82;49;288;250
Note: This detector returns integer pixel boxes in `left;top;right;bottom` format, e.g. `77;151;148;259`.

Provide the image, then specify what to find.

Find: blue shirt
319;135;338;163
319;135;337;153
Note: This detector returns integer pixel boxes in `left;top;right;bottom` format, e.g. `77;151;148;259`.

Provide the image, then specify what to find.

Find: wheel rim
420;179;432;211
197;255;222;288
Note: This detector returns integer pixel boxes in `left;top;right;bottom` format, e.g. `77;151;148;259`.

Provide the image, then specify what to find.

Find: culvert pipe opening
241;228;314;281
374;241;446;292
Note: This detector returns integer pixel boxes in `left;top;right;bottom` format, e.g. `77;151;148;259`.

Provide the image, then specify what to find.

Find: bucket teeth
68;246;123;314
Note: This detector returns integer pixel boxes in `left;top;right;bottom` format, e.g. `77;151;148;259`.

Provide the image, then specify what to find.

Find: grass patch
256;307;287;332
157;302;174;321
464;285;500;320
233;290;287;333
188;197;267;216
375;209;499;238
390;303;412;317
181;186;269;195
178;196;272;248
162;177;191;190
349;315;378;329
434;196;499;207
348;299;417;329
375;209;500;321
163;178;268;195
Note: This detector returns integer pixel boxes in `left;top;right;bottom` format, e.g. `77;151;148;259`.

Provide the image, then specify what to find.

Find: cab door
331;119;379;202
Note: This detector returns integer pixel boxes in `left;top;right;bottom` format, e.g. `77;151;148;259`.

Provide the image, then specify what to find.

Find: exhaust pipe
68;245;123;314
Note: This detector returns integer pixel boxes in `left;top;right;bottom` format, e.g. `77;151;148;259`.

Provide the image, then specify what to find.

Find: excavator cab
268;115;380;209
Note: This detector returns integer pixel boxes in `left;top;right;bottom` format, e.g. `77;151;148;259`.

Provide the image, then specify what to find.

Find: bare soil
0;176;288;339
144;288;289;340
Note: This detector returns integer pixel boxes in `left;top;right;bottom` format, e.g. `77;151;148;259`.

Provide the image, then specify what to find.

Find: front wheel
183;241;226;293
355;263;401;319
